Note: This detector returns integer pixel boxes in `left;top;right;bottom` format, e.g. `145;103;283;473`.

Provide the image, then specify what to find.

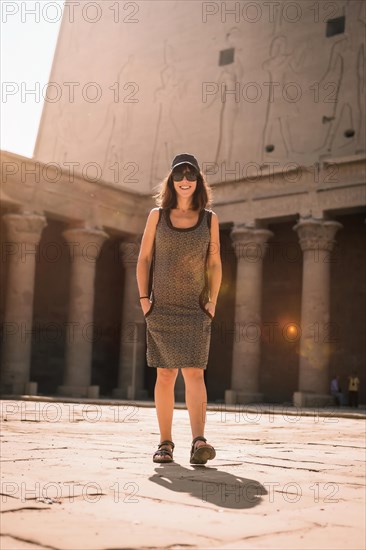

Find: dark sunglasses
172;171;197;182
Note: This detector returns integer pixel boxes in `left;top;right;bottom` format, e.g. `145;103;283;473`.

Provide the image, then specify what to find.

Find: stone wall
34;0;365;189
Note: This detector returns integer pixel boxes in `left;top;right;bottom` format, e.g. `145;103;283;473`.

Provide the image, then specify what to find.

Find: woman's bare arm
206;212;222;306
136;208;160;306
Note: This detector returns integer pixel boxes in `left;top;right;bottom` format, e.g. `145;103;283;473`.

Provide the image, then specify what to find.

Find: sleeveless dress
145;207;213;369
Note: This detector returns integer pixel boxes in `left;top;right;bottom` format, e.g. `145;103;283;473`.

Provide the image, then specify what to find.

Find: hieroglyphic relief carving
103;54;137;180
203;27;244;167
318;0;365;154
50;77;116;169
260;0;365;163
50;17;117;167
261;36;307;161
150;41;184;186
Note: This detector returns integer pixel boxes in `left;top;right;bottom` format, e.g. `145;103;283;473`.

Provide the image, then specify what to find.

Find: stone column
113;239;148;400
1;212;47;394
225;224;274;405
293;217;343;407
58;227;108;397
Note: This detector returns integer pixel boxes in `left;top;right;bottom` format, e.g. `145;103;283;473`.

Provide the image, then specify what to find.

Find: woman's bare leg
154;368;178;458
181;368;212;449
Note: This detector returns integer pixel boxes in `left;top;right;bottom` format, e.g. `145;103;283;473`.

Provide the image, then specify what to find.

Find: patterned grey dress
145;207;213;369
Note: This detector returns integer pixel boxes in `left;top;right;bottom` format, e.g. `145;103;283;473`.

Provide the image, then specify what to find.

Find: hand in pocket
204;302;215;318
141;299;152;316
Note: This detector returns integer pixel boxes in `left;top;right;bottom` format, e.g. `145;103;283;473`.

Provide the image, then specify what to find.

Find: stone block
293;391;335;408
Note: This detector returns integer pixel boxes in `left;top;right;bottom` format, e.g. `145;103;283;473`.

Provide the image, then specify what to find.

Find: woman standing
136;153;222;464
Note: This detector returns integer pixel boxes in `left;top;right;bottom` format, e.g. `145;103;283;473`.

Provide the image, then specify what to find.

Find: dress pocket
144;294;155;318
144;305;153;318
198;290;213;320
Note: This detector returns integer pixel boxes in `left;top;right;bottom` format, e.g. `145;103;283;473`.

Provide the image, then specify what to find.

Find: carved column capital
2;212;47;246
293;217;343;252
230;224;274;261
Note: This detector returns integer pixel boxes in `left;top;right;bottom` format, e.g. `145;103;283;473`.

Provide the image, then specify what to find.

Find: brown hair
152;163;213;211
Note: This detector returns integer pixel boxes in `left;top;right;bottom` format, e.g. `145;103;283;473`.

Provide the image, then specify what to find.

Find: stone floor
1;399;365;550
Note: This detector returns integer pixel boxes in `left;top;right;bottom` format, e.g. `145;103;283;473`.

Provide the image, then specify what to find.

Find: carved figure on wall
261;35;307;161
318;0;365;154
150;41;184;186
203;27;244;167
103;54;137;181
50;81;115;170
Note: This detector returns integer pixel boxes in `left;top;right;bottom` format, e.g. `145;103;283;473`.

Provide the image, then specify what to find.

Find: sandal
153;440;175;463
190;436;216;465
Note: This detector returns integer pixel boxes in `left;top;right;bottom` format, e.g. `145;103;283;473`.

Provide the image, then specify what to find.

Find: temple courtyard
1;398;365;549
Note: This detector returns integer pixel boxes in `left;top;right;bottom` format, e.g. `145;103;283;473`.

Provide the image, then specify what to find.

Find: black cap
171;153;200;172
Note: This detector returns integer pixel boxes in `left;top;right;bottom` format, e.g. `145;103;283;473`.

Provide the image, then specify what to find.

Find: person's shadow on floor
149;463;267;509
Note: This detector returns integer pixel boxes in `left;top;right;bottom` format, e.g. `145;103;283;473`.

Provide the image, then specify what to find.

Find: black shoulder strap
207;209;212;230
158;207;163;223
